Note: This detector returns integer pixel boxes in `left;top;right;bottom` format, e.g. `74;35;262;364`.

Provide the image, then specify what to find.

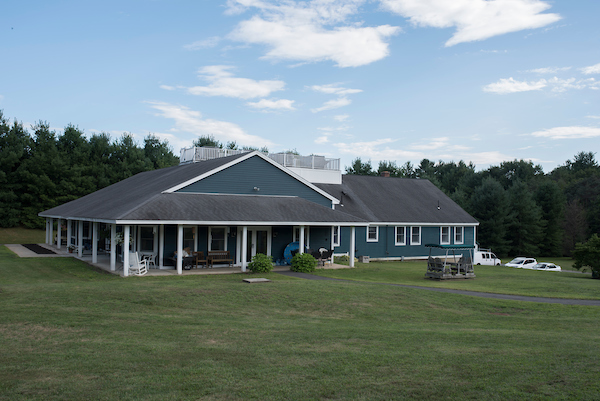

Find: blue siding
334;225;477;259
177;155;332;207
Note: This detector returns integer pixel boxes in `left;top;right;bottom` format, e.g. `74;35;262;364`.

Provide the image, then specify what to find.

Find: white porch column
77;221;83;257
241;226;248;272
66;219;71;249
299;225;305;254
123;225;130;277
110;224;116;271
56;218;62;249
92;222;98;264
349;226;356;268
50;218;54;247
177;224;183;275
45;218;50;244
159;225;164;268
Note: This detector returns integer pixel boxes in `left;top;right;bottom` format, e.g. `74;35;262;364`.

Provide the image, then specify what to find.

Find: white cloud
334;114;349;122
160;85;176;91
183;36;221;50
227;0;400;67
586;115;600;119
409;137;469;151
467;151;516;167
318;125;351;132
311;97;352;113
186;65;285;99
246;98;296;111
483;77;547;94
315;135;330;144
547;77;588;93
527;66;571;74
531;126;600;140
334;138;424;161
381;0;561;46
580;62;600;75
309;84;362;95
146;101;274;147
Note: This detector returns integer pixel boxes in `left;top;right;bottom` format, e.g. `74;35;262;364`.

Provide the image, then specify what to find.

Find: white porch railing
180;146;340;171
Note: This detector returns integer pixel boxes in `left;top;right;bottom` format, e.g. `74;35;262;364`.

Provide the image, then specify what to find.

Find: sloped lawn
1;246;599;400
315;260;600;300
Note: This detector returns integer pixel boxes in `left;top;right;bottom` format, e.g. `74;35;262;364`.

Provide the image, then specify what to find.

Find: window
367;226;378;242
293;226;310;247
140;226;154;252
332;226;340;247
395;226;406;245
410;226;421;245
209;227;226;251
441;226;450;244
184;227;196;251
454;226;464;244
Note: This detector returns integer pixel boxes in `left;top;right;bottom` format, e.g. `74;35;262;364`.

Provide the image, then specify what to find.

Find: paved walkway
277;271;600;306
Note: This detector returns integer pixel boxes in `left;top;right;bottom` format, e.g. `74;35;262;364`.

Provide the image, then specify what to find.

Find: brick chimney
380;171;390;177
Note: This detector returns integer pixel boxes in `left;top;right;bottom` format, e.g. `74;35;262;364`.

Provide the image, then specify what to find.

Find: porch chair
128;252;148;276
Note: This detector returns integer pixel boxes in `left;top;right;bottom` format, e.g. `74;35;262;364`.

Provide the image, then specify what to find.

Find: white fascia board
38;214;118;225
162;151;340;205
115;220;368;227
366;222;479;227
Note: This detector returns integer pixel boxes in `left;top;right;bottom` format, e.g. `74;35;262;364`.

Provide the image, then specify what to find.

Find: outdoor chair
128;252;148;276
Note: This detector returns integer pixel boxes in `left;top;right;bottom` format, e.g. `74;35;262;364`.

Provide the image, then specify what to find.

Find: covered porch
43;218;362;277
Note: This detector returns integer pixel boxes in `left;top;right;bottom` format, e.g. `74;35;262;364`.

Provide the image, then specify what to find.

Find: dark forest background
1;110;598;257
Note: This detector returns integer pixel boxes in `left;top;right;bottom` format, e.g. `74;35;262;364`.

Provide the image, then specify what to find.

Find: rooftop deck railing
180;146;340;171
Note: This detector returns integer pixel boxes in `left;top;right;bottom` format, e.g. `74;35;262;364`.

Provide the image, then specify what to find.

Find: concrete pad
243;278;271;283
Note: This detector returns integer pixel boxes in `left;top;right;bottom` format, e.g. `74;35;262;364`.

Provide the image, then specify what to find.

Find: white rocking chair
128;252;148;276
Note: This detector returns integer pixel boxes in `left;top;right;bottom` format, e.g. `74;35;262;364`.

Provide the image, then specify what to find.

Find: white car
505;257;537;269
532;262;561;271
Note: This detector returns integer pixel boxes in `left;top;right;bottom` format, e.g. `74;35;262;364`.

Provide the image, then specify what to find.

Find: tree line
346;153;600;257
2;110;598;257
0;111;179;229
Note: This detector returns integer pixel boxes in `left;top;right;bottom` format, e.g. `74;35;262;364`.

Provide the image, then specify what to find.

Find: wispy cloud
380;0;561;47
526;66;571;74
531;126;600;139
311;97;352;113
483;77;547;94
334;114;349;122
309;84;362;96
409;137;469;151
183;36;221;50
226;0;400;67
146;101;274;147
184;65;285;99
580;62;600;75
246;98;296;111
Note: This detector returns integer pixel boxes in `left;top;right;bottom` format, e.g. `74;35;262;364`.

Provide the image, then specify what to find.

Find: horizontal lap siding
176;156;332;208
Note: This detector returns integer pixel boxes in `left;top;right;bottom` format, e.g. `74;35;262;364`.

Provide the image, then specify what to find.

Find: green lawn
1;246;600;400
0;227;46;245
317;260;599;300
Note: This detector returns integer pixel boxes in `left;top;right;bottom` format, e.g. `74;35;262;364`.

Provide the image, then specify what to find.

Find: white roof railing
179;146;340;171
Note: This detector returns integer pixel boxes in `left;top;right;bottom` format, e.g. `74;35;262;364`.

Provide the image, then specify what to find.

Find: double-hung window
367;226;378;242
395;226;406;245
454;226;464;244
332;226;340;247
410;226;421;245
440;226;450;245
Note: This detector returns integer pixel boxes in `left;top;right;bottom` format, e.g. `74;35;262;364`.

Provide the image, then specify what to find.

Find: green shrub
247;253;273;273
333;255;358;265
291;253;317;273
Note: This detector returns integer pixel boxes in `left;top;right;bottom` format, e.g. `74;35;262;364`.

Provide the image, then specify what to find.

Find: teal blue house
40;148;478;275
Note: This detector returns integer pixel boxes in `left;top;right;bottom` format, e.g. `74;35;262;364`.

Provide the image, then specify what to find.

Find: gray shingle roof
317;175;478;224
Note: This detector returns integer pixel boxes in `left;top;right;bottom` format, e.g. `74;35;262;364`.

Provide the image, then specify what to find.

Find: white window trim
395;226;406;246
332;226;341;248
454;226;464;245
366;226;379;242
410;226;421;246
293;226;310;248
440;226;450;245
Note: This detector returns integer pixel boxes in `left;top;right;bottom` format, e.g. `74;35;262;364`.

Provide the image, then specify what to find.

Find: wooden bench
207;250;233;267
193;251;210;268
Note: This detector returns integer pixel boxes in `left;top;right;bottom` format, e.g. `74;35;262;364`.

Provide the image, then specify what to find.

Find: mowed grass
1;246;600;400
0;227;45;245
316;260;600;300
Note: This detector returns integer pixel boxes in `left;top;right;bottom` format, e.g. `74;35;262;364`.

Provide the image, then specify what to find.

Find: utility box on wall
359;255;370;263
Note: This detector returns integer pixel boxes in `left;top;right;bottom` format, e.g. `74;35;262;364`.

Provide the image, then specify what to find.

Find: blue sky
2;0;599;172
